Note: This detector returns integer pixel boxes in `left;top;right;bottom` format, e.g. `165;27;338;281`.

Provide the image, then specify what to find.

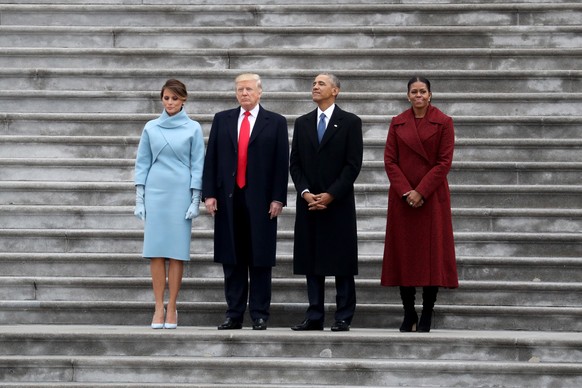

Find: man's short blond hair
235;73;262;90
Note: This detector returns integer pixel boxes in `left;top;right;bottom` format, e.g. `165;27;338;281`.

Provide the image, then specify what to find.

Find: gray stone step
1;253;580;283
2;112;581;139
1;181;580;209
0;354;580;387
0;47;580;71
2;3;580;27
2;157;581;185
1;205;580;234
0;300;581;331
3;276;580;307
0;228;581;258
2;135;581;163
3;25;581;49
3;68;582;94
1;325;580;362
2;90;582;117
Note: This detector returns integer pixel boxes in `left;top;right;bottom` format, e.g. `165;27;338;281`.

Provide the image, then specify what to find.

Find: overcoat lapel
227;108;239;151
394;109;430;161
249;105;267;145
319;106;344;150
305;109;320;150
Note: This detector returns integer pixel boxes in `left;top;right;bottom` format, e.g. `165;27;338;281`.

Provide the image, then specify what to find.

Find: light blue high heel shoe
151;309;165;329
164;311;178;329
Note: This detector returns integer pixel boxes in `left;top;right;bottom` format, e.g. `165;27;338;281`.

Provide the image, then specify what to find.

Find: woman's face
162;89;184;116
408;81;431;110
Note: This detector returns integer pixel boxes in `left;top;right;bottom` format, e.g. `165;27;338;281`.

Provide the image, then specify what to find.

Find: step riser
3;116;581;140
2;211;580;234
4;142;581;162
1;52;580;71
2;165;580;186
2;189;580;209
3;73;582;94
2;95;581;117
3;30;580;49
1;303;581;332
2;8;580;27
1;332;580;363
1;234;580;258
1;358;579;387
1;257;581;283
4;281;580;307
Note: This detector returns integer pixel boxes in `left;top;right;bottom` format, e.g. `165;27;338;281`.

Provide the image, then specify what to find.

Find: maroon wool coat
381;105;458;288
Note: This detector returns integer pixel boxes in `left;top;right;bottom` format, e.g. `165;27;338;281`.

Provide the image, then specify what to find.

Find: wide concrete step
1;205;580;234
3;26;581;49
1;354;580;387
0;228;581;258
1;325;580;362
3;276;580;307
2;157;581;185
2;90;582;117
2;3;580;27
0;253;580;283
2;135;581;163
0;47;580;71
3;68;582;94
2;113;581;139
1;300;581;331
1;181;580;209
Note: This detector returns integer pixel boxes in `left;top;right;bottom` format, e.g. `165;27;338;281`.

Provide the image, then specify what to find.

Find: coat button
229;193;233;198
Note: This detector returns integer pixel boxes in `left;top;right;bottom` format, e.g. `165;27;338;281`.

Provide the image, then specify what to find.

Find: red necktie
236;111;251;188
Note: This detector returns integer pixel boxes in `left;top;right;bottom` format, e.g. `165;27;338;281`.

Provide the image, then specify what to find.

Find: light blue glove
185;189;201;220
134;185;145;221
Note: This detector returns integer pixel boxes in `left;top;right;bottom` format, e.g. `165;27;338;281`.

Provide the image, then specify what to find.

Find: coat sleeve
134;128;152;186
326;114;363;200
271;114;290;205
189;122;205;191
202;114;219;199
415;116;455;199
384;120;413;197
289;117;308;194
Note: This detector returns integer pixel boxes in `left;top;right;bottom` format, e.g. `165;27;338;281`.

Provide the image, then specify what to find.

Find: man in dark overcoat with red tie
202;73;289;330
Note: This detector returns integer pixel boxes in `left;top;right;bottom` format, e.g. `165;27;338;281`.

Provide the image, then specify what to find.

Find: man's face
236;79;262;111
312;75;339;105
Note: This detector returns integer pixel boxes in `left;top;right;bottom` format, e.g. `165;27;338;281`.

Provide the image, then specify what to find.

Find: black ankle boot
400;309;418;332
399;286;417;332
418;286;438;332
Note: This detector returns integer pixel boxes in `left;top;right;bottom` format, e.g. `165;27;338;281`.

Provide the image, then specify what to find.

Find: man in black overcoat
202;73;289;330
289;73;363;331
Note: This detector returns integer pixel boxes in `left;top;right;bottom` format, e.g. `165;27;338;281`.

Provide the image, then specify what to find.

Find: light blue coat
134;109;204;261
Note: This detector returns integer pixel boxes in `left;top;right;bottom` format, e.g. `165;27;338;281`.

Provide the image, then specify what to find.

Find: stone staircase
0;1;581;386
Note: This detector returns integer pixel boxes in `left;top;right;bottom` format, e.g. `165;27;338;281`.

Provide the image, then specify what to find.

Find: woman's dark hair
160;79;188;100
407;76;431;93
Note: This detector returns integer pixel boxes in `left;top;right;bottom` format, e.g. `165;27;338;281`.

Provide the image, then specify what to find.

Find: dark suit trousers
223;186;272;322
305;274;356;324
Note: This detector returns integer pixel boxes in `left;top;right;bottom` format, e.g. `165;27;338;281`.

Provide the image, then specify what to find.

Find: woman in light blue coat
134;79;205;329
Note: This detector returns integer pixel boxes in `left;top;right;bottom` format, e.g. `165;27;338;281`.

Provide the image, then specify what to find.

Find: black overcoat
202;105;289;267
289;105;363;276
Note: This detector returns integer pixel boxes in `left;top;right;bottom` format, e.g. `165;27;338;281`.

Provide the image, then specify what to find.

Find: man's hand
205;197;218;216
268;201;283;219
306;192;334;211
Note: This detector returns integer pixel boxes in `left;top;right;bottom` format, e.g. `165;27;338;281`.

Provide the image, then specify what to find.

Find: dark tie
236;111;251;188
317;113;326;143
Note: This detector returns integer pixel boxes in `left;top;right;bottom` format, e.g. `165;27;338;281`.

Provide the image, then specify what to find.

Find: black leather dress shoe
217;317;242;330
291;319;324;331
331;320;350;332
252;318;267;330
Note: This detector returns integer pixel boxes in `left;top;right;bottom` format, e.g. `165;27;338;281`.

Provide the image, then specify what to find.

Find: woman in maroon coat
381;76;458;332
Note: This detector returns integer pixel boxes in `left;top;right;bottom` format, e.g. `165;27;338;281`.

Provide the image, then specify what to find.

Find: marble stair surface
0;1;581;386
